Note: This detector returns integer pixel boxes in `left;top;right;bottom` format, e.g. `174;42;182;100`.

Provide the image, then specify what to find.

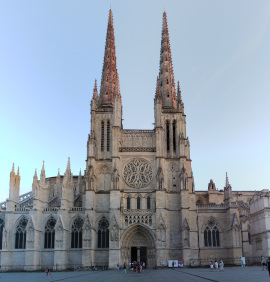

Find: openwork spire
158;12;177;109
99;9;120;107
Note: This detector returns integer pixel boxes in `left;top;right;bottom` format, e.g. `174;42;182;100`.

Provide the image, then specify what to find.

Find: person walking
267;257;270;277
210;261;214;271
172;261;174;270
241;257;246;268
214;260;218;271
219;260;224;271
117;263;120;271
45;266;50;278
121;263;126;275
262;256;266;270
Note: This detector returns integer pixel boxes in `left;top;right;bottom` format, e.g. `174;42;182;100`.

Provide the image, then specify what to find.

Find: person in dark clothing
267;257;270;277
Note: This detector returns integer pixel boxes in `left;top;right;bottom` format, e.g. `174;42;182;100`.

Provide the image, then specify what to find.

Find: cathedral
0;10;269;271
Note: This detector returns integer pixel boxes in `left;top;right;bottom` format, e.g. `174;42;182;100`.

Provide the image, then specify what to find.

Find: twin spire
94;9;120;108
93;10;180;109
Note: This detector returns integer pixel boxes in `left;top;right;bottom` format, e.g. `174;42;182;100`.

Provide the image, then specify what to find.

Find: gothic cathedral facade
0;11;269;271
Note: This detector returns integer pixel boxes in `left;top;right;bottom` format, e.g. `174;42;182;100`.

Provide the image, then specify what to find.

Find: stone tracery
123;158;153;188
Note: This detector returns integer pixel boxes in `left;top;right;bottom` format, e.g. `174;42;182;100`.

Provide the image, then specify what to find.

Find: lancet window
101;121;104;152
0;218;4;249
71;217;83;248
166;121;170;151
15;217;28;249
137;197;141;210
173;120;176;151
127;197;131;210
107;121;110;152
147;196;151;209
44;217;56;249
204;220;220;247
98;217;109;248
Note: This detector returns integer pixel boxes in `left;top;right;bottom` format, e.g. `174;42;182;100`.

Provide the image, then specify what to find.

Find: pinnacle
17;166;20;175
177;81;182;102
93;79;98;100
66;157;71;172
12;163;15;173
225;172;230;188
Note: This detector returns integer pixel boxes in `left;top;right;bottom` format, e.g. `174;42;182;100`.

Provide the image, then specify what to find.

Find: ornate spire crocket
98;9;120;107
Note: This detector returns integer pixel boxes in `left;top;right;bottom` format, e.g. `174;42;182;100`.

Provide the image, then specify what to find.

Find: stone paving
0;267;270;282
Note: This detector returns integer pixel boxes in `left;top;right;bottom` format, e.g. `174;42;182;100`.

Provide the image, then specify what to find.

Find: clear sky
0;0;270;202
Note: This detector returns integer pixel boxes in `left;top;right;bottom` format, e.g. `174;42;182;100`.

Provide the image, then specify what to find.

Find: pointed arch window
204;220;220;247
101;121;104;152
71;217;83;248
0;218;4;249
137;197;141;209
44;217;56;249
15;217;28;249
166;121;170;151
98;217;109;248
173;120;176;151
127;197;131;210
107;121;110;152
147;196;151;210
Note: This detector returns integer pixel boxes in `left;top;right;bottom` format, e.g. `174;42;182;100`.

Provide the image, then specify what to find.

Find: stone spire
99;9;120;107
158;12;177;109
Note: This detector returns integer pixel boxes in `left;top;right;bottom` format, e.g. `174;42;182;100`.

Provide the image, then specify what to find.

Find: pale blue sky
0;0;270;202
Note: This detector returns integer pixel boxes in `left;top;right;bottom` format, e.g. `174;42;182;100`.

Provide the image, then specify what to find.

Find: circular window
123;158;153;188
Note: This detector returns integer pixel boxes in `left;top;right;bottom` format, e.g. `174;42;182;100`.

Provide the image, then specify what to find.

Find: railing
123;209;155;215
44;207;59;212
70;207;85;212
122;129;154;134
15;207;29;212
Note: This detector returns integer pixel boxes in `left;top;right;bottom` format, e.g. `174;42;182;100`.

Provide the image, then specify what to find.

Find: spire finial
158;12;177;109
99;9;120;107
12;163;15;173
17;166;20;176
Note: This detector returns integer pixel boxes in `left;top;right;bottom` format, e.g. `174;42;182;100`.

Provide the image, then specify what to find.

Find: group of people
45;266;51;277
261;256;270;276
119;261;145;274
209;260;224;271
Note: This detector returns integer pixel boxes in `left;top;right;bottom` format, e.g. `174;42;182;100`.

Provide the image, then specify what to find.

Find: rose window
123;158;153;188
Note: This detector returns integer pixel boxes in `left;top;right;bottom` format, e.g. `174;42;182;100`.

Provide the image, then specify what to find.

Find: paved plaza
0;267;270;282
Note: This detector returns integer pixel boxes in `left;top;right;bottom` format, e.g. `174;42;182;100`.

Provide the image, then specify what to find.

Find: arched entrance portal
121;224;156;268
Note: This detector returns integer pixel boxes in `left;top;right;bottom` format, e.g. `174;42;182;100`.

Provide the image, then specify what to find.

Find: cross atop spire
99;9;120;107
158;12;177;109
